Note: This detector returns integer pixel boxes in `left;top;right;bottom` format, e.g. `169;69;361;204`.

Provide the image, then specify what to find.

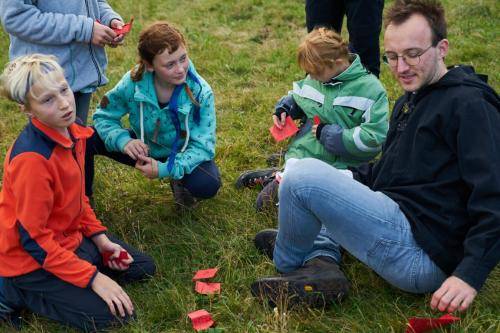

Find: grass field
0;0;499;332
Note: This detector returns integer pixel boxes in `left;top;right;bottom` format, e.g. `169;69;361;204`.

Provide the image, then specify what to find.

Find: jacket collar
326;54;367;84
31;118;94;148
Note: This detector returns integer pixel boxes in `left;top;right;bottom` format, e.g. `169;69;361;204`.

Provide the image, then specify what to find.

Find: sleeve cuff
319;124;351;156
115;133;132;152
86;267;99;289
157;160;170;179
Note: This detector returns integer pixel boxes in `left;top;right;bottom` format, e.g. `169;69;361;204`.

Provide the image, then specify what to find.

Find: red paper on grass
195;281;221;295
112;18;133;35
405;313;460;333
193;268;219;281
313;115;321;125
269;116;299;142
102;250;129;267
188;309;215;331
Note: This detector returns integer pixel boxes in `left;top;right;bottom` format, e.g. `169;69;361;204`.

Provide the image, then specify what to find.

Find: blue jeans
274;158;446;293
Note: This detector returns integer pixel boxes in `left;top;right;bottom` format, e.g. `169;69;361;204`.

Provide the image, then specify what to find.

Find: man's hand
430;276;477;313
91;272;134;317
135;155;159;179
109;19;125;47
123;139;149;160
92;21;117;47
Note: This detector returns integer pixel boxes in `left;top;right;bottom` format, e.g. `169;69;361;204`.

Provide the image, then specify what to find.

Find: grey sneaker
251;256;349;307
170;179;197;208
254;229;278;260
255;180;279;212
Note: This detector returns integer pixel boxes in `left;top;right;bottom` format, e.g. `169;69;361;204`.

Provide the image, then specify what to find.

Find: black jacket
353;66;500;291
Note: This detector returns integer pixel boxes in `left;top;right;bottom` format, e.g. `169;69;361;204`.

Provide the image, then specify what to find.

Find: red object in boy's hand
313;115;321;125
188;309;215;331
102;250;130;268
270;116;299;142
405;314;460;333
112;18;133;35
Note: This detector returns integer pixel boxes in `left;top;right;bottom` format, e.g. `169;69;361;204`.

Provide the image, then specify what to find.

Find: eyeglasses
382;44;435;67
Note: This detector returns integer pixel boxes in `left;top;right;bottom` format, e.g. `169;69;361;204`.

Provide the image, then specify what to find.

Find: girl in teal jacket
86;22;220;207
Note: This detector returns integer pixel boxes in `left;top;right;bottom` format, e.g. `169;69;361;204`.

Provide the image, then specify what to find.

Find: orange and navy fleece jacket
0;118;107;288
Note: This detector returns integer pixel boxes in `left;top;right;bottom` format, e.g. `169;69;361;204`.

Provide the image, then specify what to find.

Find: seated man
251;0;500;313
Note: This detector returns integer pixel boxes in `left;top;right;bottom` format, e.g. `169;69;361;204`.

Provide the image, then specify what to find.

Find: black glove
274;95;305;120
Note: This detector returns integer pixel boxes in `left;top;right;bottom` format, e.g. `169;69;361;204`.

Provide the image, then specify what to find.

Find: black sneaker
266;151;286;167
255;180;279;212
254;229;278;260
235;168;279;189
251;256;349;308
170;179;197;208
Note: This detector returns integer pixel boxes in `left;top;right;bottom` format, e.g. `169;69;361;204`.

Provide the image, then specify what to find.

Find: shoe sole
251;277;348;308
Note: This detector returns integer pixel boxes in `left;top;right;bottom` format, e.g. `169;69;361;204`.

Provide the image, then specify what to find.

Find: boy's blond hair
0;54;66;106
297;27;349;76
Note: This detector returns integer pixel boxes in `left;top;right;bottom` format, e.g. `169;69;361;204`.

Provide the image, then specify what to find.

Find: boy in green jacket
237;28;389;211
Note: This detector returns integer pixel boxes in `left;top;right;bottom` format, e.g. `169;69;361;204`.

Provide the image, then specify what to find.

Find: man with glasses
251;0;499;313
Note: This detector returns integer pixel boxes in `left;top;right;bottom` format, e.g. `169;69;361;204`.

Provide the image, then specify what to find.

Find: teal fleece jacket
93;62;216;179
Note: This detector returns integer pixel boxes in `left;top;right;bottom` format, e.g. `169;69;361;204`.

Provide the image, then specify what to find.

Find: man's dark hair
385;0;447;45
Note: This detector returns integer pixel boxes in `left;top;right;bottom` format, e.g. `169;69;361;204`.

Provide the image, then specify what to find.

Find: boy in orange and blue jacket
0;54;155;332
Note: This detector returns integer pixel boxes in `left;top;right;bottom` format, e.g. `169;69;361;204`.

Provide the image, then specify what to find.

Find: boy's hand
92;21;117;47
109;19;125;47
123;139;149;160
91;272;134;317
430;276;477;313
272;112;287;130
135;155;159;179
311;124;319;137
92;234;134;271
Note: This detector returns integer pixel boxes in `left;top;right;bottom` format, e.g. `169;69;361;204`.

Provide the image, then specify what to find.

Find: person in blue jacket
0;0;126;124
86;21;220;208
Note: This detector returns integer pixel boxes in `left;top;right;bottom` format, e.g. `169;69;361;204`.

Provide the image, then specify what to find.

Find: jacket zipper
71;144;83;216
85;0;102;86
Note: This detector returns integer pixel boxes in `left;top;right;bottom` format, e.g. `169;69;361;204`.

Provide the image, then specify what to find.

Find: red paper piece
406;314;460;333
269;116;299;142
195;281;221;295
102;250;129;267
193;268;219;281
112;18;133;35
313;115;321;125
188;309;215;331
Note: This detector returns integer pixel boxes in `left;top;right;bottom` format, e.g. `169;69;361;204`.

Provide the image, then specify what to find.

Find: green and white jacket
286;54;389;169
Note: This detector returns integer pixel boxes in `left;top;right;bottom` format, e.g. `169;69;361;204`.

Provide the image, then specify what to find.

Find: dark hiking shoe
266;151;286;167
251;256;349;308
235;168;278;189
256;179;279;212
254;229;278;260
170;179;197;208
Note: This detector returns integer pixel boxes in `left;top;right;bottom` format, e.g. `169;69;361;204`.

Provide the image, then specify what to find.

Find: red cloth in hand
269;116;299;142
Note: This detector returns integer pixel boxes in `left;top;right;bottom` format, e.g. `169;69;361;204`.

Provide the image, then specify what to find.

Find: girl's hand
430;276;477;313
135;155;159;179
92;21;116;47
109;19;125;47
92;234;134;271
123;139;149;160
91;272;134;317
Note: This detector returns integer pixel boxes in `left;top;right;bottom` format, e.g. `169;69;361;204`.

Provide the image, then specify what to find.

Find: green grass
1;0;499;332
